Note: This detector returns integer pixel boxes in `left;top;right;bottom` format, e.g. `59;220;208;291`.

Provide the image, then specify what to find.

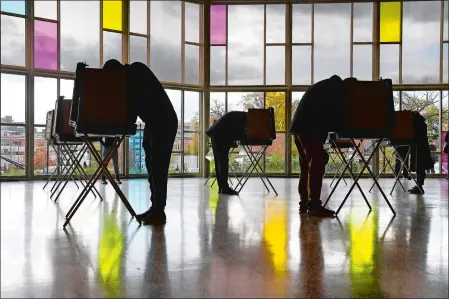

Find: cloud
403;1;441;23
1;15;25;66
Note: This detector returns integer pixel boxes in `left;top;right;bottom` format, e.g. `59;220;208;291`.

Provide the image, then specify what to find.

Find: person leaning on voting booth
290;75;348;217
206;111;247;195
103;59;178;225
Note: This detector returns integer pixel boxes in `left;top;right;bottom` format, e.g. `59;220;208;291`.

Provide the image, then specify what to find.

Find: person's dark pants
143;124;177;212
101;145;120;181
211;137;232;190
417;168;426;187
394;146;410;177
294;132;328;206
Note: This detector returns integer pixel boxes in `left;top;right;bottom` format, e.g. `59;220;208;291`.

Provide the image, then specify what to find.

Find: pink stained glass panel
211;5;226;45
34;20;58;70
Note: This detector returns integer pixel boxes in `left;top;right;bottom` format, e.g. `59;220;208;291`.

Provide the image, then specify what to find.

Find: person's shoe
101;180;107;185
219;187;239;195
141;210;166;225
116;179;122;185
409;186;424;194
308;204;336;217
299;201;308;213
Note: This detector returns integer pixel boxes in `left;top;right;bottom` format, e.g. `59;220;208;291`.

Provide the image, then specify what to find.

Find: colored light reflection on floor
348;210;382;298
263;199;288;274
98;211;123;298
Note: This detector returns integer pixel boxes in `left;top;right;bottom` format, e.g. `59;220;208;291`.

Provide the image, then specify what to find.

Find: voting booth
324;78;396;216
64;63;139;228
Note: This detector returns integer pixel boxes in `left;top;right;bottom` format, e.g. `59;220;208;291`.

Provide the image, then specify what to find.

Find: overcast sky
1;1;448;124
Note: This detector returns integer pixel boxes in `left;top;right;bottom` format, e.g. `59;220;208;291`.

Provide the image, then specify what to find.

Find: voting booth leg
64;136;140;228
328;152;348;187
390;146;423;195
43;145;61;190
332;139;372;211
63;143;102;200
234;146;267;194
370;146;405;193
51;146;83;200
324;141;363;208
336;139;395;215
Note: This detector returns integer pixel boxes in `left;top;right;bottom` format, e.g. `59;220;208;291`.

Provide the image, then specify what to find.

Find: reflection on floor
1;178;448;298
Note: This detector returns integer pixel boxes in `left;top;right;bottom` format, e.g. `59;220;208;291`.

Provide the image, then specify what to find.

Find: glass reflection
98;208;124;298
348;210;382;298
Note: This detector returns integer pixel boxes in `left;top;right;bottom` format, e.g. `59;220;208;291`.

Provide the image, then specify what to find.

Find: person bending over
100;137;122;185
206;111;247;195
290;75;347;217
103;59;178;225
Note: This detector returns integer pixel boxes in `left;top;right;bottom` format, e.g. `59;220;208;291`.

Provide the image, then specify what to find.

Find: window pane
353;3;373;43
33;127;57;175
402;1;440;84
150;1;181;83
0;125;26;176
444;43;448;84
60;1;100;72
393;91;400;111
1;15;25;67
166;89;182;144
185;2;200;43
34;0;56;20
380;44;399;83
292;4;312;43
210;46;225;85
380;2;401;43
59;79;74;99
265;133;285;173
353;45;372;80
314;4;350;83
1;73;26;124
129;35;147;64
184;91;200;132
34;77;57;125
103;0;122;31
129;128;145;174
211;5;226;45
1;0;25;15
210;92;226;124
34;20;58;70
185;44;199;85
442;91;448;175
130;0;147;35
266;4;285;44
170;153;182;174
103;31;122;63
265;92;285;132
445;1;448;41
269;142;287;174
291;92;304;120
228;5;264;85
228;92;255;112
292;46;311;85
184;132;199;173
266;46;285;85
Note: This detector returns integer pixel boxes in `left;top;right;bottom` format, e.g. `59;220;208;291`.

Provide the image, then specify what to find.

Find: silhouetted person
100;137;122;185
103;59;178;225
394;146;411;179
206;111;247;195
426;143;437;174
445;132;448;179
290;75;346;217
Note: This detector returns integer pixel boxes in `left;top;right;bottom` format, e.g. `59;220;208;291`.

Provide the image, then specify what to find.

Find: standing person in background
100;137;122;185
444;132;448;179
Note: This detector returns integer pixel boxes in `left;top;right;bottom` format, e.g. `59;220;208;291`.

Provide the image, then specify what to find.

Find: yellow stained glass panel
380;2;401;42
103;0;122;31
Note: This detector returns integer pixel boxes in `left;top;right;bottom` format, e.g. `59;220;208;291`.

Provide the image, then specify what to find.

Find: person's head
103;59;123;69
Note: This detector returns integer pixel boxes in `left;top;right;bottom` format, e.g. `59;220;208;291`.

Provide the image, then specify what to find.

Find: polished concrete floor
1;177;448;298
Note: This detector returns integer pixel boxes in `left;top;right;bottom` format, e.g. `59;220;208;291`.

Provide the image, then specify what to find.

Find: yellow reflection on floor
348;209;382;298
263;199;288;274
98;210;123;298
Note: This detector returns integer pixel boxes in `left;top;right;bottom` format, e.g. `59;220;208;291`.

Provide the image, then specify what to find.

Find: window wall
1;0;448;179
1;0;203;178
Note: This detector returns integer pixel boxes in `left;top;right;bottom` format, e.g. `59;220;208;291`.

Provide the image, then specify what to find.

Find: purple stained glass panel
211;5;226;45
34;20;58;70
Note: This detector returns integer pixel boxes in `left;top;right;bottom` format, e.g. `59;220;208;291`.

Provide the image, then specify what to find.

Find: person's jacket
206;111;247;142
409;112;434;172
290;75;345;136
